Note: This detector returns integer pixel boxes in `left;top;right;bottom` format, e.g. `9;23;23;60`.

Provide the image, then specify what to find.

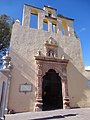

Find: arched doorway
34;55;70;111
42;69;63;111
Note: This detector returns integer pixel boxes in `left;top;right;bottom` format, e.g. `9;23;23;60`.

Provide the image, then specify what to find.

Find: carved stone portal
34;56;70;111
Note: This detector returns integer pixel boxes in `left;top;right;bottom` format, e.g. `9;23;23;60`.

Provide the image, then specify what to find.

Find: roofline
24;4;43;11
24;4;74;21
45;15;57;20
44;5;57;11
24;4;57;11
57;14;74;21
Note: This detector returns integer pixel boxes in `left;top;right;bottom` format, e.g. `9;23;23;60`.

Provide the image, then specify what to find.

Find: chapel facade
0;4;90;113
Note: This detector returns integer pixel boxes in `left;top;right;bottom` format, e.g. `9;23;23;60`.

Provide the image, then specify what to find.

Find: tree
0;14;14;50
0;14;14;68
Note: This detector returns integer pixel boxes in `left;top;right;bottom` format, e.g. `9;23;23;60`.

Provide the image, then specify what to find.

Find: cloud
85;66;90;70
78;27;86;34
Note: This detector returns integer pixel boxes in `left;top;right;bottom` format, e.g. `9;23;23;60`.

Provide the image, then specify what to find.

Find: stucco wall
8;6;90;112
8;50;36;112
11;22;84;71
67;62;90;108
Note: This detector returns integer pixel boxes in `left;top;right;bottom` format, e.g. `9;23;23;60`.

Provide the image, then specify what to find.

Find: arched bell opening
42;69;63;111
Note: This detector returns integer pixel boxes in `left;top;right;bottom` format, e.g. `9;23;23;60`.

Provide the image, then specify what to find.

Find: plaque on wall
19;83;32;92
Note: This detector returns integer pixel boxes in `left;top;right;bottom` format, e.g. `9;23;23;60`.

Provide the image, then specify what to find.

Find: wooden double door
42;69;63;111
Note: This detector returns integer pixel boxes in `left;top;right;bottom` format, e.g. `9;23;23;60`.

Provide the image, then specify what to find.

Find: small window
43;22;48;31
52;23;57;33
30;13;38;29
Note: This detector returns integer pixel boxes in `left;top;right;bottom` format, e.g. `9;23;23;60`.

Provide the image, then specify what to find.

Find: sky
0;0;90;67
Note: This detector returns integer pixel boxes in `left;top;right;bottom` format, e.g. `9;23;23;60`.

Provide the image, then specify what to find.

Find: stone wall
8;5;90;112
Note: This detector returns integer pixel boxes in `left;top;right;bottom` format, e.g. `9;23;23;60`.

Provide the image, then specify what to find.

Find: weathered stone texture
8;5;90;112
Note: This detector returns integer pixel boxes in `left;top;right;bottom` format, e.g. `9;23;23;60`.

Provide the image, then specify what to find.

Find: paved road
5;108;90;120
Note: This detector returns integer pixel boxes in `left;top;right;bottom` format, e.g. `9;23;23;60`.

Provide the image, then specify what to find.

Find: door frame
34;55;70;111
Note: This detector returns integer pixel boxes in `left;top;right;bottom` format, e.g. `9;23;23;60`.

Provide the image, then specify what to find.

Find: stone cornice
34;56;69;64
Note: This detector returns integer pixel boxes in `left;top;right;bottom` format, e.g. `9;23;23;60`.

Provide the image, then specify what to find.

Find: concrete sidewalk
5;108;90;120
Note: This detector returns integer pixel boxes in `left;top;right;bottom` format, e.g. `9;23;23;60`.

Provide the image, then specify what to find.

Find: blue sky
0;0;90;66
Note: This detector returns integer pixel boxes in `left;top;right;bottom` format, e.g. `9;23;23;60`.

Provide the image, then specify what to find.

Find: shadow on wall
67;62;90;108
10;48;36;83
8;49;36;113
8;47;90;112
58;45;72;60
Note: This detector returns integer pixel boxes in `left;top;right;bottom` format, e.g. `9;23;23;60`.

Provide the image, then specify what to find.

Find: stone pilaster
48;19;52;32
57;19;62;34
69;27;74;36
68;21;74;36
35;61;43;111
61;64;70;109
64;28;69;36
62;79;70;109
22;5;31;28
38;11;44;30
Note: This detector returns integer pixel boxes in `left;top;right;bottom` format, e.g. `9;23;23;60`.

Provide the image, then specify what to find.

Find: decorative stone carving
50;37;57;45
16;19;20;23
44;37;58;57
62;79;70;109
63;96;70;109
37;50;41;56
35;61;43;111
45;37;58;46
34;55;70;111
61;55;65;60
48;50;54;57
8;61;13;70
2;51;12;70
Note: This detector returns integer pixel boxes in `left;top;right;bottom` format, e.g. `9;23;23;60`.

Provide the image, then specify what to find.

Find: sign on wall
19;83;32;93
